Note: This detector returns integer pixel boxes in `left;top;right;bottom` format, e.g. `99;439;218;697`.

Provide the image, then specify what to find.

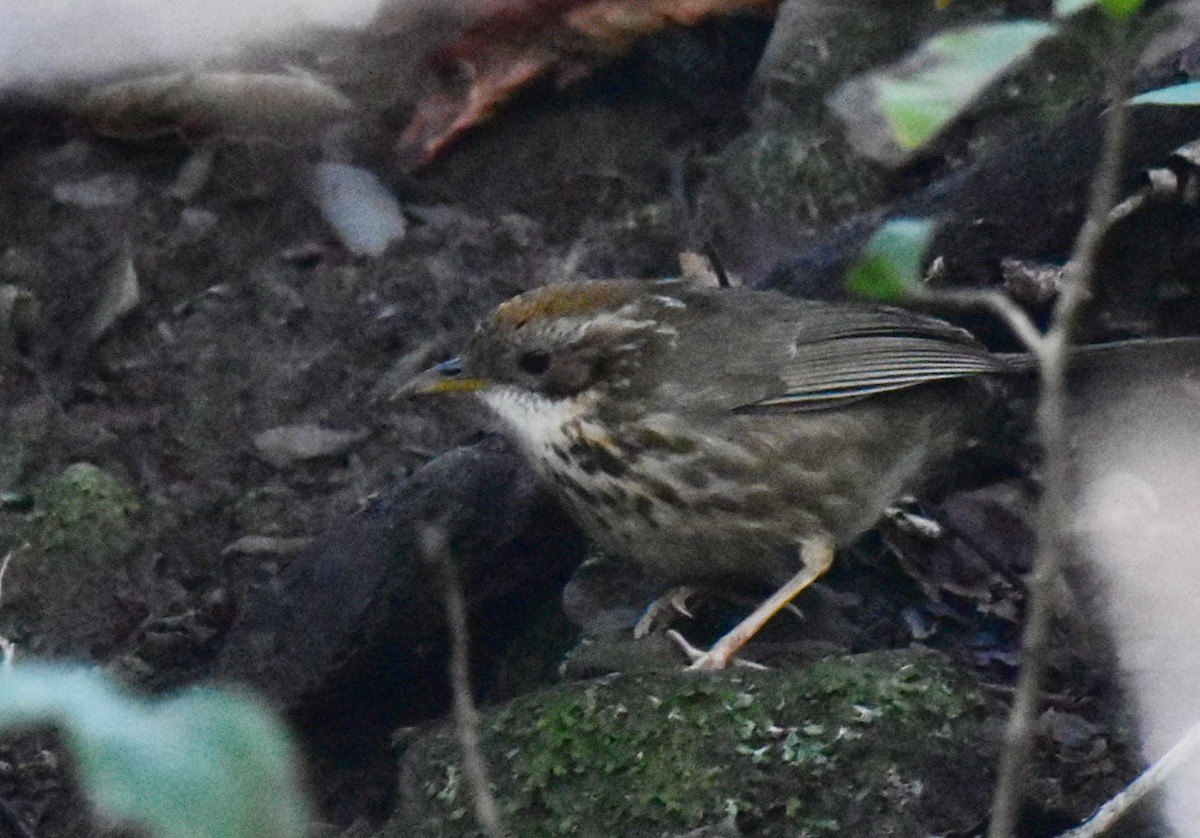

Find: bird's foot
633;585;698;639
666;629;768;671
667;545;834;670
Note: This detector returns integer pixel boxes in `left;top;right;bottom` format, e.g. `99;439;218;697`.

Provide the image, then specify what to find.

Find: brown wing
753;334;1010;411
638;286;1014;414
751;299;1010;411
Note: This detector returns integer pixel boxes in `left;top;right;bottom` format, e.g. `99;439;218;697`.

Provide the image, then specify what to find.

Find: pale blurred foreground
1073;345;1200;835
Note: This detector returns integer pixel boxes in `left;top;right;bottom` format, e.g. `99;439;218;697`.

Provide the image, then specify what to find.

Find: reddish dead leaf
397;0;778;168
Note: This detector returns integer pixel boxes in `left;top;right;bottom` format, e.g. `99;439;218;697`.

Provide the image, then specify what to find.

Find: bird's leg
680;536;836;671
633;585;698;639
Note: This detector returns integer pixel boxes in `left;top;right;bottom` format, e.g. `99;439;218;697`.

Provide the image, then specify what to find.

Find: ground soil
0;17;1164;837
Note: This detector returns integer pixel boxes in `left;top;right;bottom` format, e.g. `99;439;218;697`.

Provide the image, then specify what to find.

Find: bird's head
396;280;682;405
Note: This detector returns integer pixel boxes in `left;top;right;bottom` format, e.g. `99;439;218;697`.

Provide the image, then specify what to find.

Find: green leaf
1128;81;1200;107
846;219;936;301
1055;0;1143;18
1098;0;1143;19
877;21;1058;150
0;665;309;838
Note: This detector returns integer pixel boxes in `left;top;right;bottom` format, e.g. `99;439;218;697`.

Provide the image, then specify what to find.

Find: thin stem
418;525;506;838
1058;721;1200;837
0;550;13;612
911;288;1046;355
986;22;1134;838
0;548;18;669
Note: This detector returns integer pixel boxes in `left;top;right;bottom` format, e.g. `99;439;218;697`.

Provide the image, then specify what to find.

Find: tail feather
996;336;1200;375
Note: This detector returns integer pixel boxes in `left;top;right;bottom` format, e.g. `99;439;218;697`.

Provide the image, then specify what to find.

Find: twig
703;243;732;289
0;549;16;609
0;548;18;670
1057;721;1200;837
986;21;1134;838
911;287;1045;355
417;525;506;838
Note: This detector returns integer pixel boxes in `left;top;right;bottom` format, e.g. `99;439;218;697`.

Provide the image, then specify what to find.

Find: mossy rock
21;463;140;563
700;3;1113;271
709;126;887;229
7;463;144;654
390;648;999;837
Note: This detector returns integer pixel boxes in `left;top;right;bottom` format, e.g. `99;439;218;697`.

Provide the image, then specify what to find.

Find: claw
666;629;768;671
669;587;696;619
633;585;698;639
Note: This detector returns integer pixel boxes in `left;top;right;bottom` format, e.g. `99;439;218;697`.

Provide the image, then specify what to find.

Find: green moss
493;679;771;831
392;649;997;837
4;463;144;650
22;463;141;564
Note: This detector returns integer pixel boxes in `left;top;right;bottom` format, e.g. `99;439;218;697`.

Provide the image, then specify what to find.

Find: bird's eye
517;350;551;375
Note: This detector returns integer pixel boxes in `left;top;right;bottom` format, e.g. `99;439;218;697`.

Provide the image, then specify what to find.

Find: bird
397;277;1022;669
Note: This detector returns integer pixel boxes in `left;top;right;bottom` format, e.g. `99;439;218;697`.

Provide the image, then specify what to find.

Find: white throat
478;385;587;459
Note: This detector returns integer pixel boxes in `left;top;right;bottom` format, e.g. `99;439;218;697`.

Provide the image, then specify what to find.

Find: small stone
310;162;406;257
176;207;220;241
0;284;40;352
53;173;139;208
252;424;369;467
222;535;314;557
88;252;141;342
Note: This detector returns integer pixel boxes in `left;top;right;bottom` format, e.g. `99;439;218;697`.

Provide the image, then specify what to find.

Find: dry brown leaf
398;0;779;167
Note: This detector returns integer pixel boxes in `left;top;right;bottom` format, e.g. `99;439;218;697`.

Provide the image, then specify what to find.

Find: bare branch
911;287;1046;355
986;22;1135;838
418;524;507;838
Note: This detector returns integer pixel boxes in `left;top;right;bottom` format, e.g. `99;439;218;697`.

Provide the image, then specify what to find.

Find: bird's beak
391;358;489;399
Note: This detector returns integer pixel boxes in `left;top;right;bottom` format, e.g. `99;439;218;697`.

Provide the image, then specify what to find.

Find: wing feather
748;333;1010;413
642;286;1014;414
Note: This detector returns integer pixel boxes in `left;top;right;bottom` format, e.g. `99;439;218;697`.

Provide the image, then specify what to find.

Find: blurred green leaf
1055;0;1143;18
846;219;936;301
1128;81;1200;106
1098;0;1143;19
877;21;1057;150
0;665;308;838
